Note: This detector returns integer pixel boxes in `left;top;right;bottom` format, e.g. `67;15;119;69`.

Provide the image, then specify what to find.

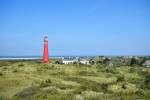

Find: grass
0;60;150;100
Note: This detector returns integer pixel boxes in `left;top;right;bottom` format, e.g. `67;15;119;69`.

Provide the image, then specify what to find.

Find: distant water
0;56;65;60
0;56;92;60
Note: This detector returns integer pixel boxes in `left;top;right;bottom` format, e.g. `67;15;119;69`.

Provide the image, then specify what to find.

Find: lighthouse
43;36;49;63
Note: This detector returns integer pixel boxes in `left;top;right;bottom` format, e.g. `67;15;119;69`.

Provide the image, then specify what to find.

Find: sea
0;56;64;60
0;56;90;60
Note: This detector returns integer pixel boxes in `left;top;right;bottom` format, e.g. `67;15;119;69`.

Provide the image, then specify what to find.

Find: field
0;60;150;100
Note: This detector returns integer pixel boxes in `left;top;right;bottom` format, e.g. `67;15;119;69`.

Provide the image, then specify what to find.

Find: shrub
44;87;58;95
45;79;52;83
144;74;150;89
13;69;18;73
60;93;74;100
105;66;117;74
18;63;24;67
35;61;42;64
37;68;43;72
74;94;83;100
51;65;55;68
128;67;135;73
96;64;106;72
3;67;8;70
40;79;52;87
82;91;104;100
14;86;39;99
56;84;74;90
64;77;84;83
78;71;97;76
105;73;112;78
135;89;144;95
0;96;8;100
0;72;3;76
116;74;125;82
138;68;149;76
121;83;127;89
101;83;108;91
0;61;9;67
80;80;102;92
73;88;83;94
130;57;138;66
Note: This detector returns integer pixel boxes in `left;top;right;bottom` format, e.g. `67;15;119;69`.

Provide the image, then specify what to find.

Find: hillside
0;60;150;100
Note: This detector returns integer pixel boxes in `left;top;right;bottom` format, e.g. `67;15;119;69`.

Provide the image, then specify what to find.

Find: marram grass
0;60;150;100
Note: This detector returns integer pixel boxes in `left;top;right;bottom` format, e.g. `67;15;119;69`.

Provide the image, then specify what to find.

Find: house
80;59;89;65
62;60;75;64
62;56;91;65
143;60;150;67
62;57;78;64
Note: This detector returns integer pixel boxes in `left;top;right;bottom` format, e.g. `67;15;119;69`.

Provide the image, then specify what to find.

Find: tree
130;57;137;66
144;74;150;89
103;58;110;65
89;59;95;65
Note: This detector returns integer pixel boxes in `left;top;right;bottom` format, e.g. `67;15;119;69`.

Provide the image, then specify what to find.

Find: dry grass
0;60;150;100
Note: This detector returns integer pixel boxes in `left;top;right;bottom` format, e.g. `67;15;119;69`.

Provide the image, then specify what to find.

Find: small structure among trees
143;60;150;67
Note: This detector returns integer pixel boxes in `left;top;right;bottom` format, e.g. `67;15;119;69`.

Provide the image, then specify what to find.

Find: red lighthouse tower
43;36;49;63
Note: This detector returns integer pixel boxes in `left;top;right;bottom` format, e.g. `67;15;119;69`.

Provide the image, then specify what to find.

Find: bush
37;68;43;72
105;66;117;74
44;87;58;95
45;79;52;83
130;57;138;66
56;84;74;90
138;68;149;76
82;91;104;100
13;69;18;73
0;96;8;100
0;61;9;67
121;83;127;89
73;88;83;94
35;61;42;64
0;72;3;76
74;94;83;100
40;79;52;87
80;80;102;92
51;65;55;68
14;86;39;99
96;64;106;72
101;83;108;91
64;77;84;83
144;74;150;89
116;74;125;82
105;73;112;78
128;67;135;73
78;71;97;76
18;63;24;67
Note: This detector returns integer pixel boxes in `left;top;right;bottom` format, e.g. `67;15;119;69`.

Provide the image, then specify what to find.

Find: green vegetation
0;60;150;100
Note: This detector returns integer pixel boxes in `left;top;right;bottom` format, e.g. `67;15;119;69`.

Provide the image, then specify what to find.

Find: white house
62;57;91;65
80;59;89;65
62;60;75;64
62;57;78;64
143;60;150;67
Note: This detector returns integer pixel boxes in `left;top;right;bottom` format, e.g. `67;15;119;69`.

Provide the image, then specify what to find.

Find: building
80;59;90;65
43;36;49;63
62;56;90;65
62;60;75;64
143;60;150;67
62;57;78;64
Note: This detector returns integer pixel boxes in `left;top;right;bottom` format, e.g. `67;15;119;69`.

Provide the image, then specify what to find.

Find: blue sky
0;0;150;56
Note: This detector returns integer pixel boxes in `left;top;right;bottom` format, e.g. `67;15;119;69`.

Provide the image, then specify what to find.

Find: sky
0;0;150;56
